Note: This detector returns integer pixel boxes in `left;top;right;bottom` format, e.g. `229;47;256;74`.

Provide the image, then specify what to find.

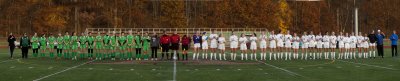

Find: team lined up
24;30;379;61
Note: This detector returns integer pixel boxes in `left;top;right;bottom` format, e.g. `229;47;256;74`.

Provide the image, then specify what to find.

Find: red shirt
171;34;180;44
160;34;170;44
181;36;191;45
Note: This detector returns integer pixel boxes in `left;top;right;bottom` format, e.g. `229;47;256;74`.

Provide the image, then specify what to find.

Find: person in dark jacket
20;33;30;59
376;30;385;58
8;33;16;59
170;31;180;60
181;34;191;61
160;31;171;60
390;30;398;57
368;30;377;58
150;32;160;60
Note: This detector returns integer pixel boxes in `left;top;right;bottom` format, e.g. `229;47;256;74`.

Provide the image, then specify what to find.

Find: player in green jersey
118;32;127;60
126;30;134;60
87;32;95;60
56;33;63;59
142;32;151;60
103;32;111;59
71;32;79;60
79;32;88;59
39;34;47;57
63;32;71;59
135;31;142;60
110;31;118;60
95;32;103;60
48;33;56;58
31;33;39;57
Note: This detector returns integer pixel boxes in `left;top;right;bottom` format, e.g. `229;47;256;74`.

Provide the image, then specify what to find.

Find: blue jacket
376;34;385;45
390;34;398;45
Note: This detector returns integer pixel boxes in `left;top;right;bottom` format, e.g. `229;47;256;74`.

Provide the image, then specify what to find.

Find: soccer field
1;48;400;81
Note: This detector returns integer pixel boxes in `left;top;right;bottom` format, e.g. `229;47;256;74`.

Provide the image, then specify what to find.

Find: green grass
1;48;400;81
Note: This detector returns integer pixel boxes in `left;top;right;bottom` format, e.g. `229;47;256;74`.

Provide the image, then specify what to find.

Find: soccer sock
251;54;253;60
280;52;284;59
373;51;376;57
245;54;248;60
230;53;233;60
254;53;257;60
210;53;213;60
193;53;196;60
274;53;277;60
234;53;237;60
202;53;204;59
359;53;362;58
205;53;208;59
270;53;272;60
241;53;244;60
223;54;226;60
219;54;222;60
261;53;264;60
214;53;217;60
313;53;316;59
301;53;304;60
285;52;288;60
196;53;199;59
288;53;291;60
305;53;308;60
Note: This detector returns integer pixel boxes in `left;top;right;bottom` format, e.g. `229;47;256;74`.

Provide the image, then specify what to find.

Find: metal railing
86;28;270;35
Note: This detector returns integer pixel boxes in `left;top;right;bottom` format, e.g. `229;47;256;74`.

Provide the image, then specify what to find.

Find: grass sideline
0;48;400;81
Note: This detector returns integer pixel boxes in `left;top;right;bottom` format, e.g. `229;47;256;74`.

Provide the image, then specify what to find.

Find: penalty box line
257;61;305;78
32;60;96;81
337;60;398;70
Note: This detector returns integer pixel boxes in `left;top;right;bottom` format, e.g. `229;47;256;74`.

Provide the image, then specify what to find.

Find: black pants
21;47;29;59
57;49;63;54
171;43;179;60
161;44;169;60
377;45;384;58
9;46;15;58
136;48;142;56
88;49;94;57
392;45;398;57
151;47;158;58
33;49;39;54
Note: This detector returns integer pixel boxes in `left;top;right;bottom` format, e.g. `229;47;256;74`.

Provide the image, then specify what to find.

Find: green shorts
95;45;103;49
80;45;86;49
143;46;149;51
40;46;47;49
49;44;55;49
119;45;127;50
71;45;78;49
63;45;70;50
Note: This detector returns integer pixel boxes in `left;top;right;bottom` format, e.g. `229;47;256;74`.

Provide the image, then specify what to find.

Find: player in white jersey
330;32;337;59
323;32;331;59
357;32;364;58
292;33;300;59
217;33;226;60
209;30;218;60
301;32;309;60
363;34;370;58
249;33;258;60
315;32;323;59
230;31;239;60
239;33;248;60
201;32;209;59
276;31;284;60
284;31;293;60
269;31;277;60
309;31;316;60
344;33;351;59
350;33;357;59
338;32;345;59
259;31;268;60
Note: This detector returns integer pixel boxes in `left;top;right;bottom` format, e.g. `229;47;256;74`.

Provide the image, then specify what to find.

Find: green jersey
142;36;150;50
103;35;110;45
79;36;87;48
56;36;63;49
71;36;78;49
95;35;103;49
39;36;47;49
134;35;142;48
110;36;117;46
31;36;39;49
87;36;95;49
63;35;71;49
118;36;127;45
48;36;56;48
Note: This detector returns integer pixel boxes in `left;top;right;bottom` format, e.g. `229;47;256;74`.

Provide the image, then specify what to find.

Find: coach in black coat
8;33;16;59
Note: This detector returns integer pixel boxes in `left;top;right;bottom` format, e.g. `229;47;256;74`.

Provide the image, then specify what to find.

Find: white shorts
202;43;208;49
292;42;299;49
324;42;330;48
302;43;309;48
240;44;247;50
316;42;323;48
269;41;276;48
230;42;238;48
260;41;267;48
339;43;345;48
345;43;350;49
277;42;284;47
218;44;225;50
309;41;316;47
330;43;336;48
351;43;356;48
285;42;292;48
210;42;218;48
250;43;257;50
363;43;369;48
194;43;201;48
369;43;376;46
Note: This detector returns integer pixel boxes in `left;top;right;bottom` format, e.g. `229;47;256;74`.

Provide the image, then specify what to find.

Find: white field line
258;61;305;77
337;60;398;70
32;60;96;81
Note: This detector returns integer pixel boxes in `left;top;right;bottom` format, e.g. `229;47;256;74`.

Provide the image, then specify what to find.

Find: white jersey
209;34;219;48
330;35;337;48
239;37;248;50
249;36;257;50
276;34;284;47
259;35;267;48
357;36;364;46
316;35;323;48
344;36;351;49
284;34;292;48
308;35;316;47
218;37;226;50
269;34;277;48
363;37;370;48
350;36;357;48
230;35;239;48
201;35;209;49
301;35;309;48
323;35;330;48
292;36;300;49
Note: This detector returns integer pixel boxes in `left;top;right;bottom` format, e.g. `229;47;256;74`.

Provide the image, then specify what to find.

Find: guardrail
85;28;270;35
